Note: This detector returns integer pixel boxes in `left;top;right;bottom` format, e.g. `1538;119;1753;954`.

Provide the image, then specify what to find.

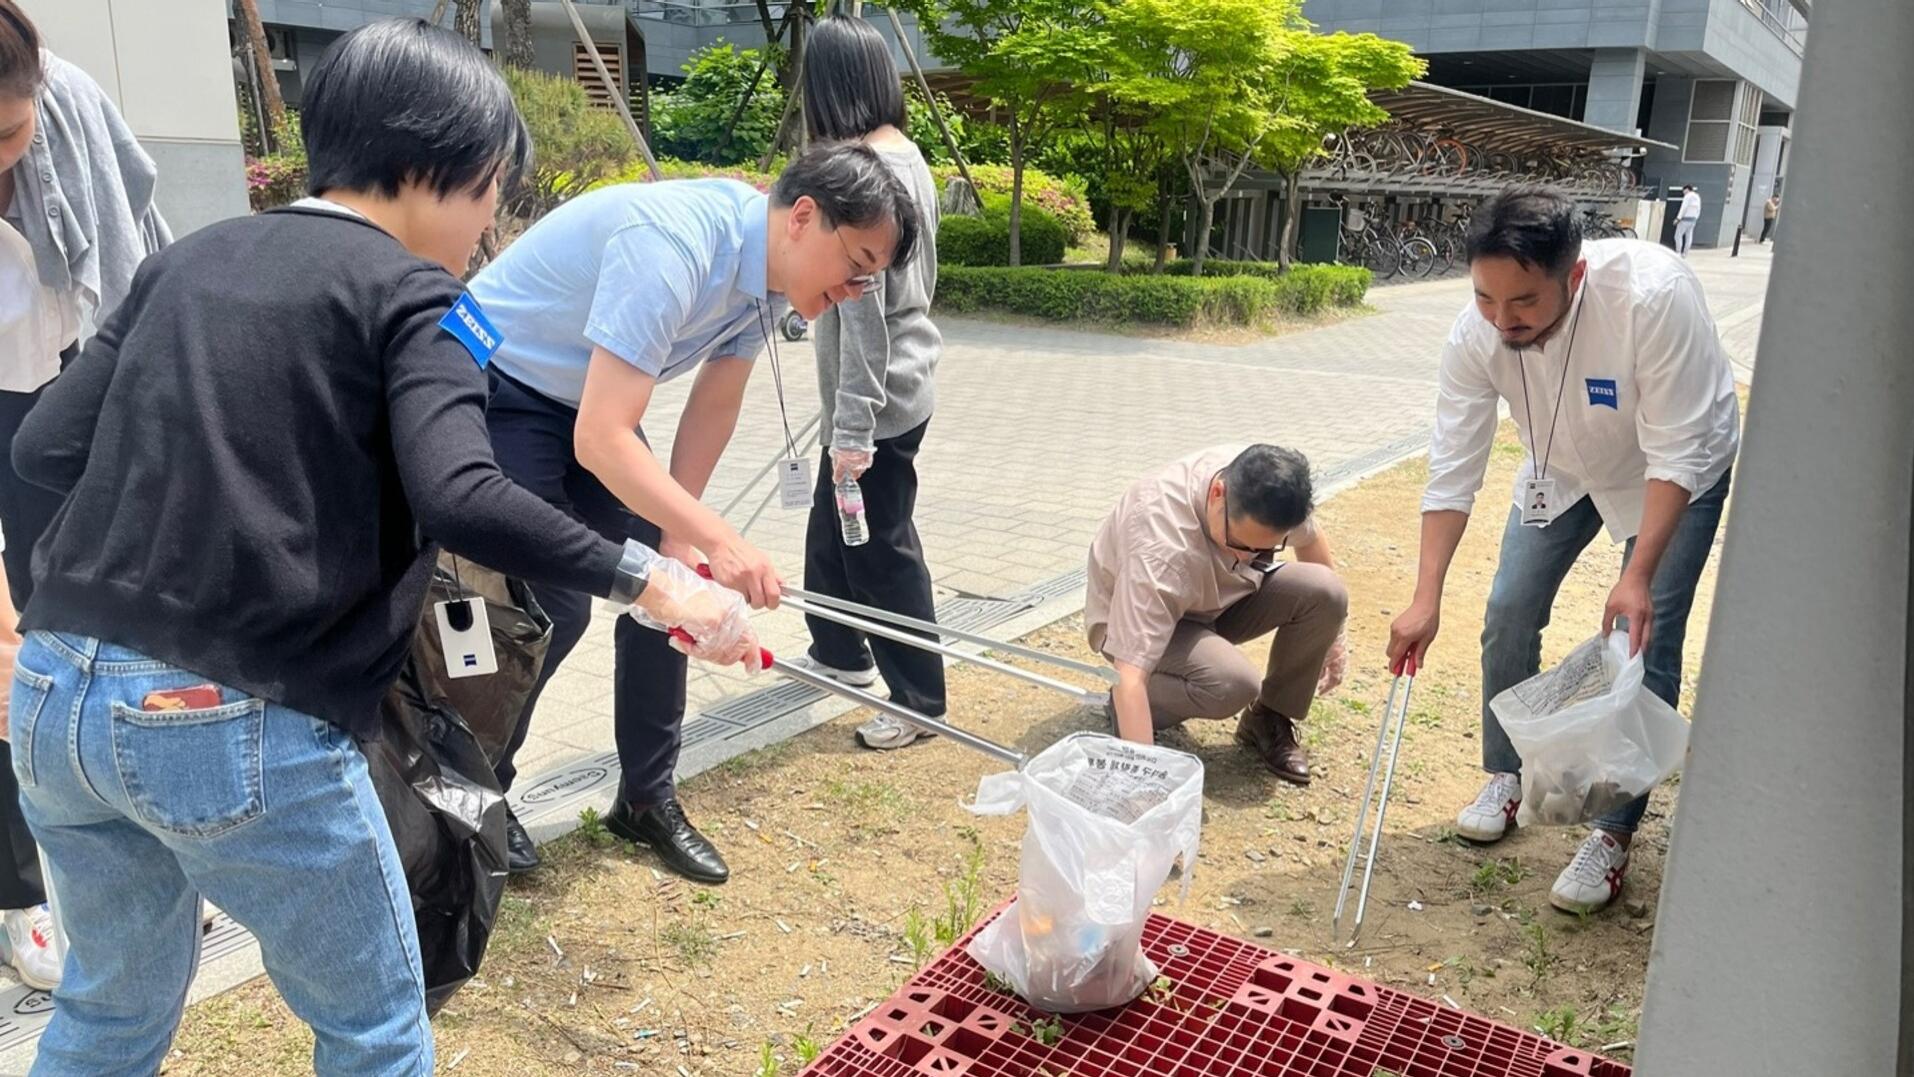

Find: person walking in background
789;15;949;751
1673;184;1701;256
1760;193;1780;243
0;0;169;991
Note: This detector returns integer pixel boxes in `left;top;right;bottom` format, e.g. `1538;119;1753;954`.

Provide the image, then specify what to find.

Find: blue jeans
9;633;432;1075
1480;470;1730;835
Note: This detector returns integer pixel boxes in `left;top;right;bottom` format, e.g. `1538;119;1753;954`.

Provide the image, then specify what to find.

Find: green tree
502;66;637;221
1261;31;1422;267
1104;0;1417;276
896;0;1106;265
650;41;789;167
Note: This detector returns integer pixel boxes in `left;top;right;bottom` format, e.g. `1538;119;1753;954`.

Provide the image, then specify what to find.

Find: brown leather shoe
1235;707;1311;786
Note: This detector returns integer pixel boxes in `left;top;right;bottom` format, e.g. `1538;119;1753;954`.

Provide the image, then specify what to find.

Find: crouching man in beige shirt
1086;444;1349;785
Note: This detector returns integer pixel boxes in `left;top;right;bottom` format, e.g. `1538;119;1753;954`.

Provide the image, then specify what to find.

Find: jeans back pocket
8;665;55;788
111;698;267;838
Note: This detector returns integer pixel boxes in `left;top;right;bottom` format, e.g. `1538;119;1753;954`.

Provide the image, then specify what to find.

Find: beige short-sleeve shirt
1085;445;1318;671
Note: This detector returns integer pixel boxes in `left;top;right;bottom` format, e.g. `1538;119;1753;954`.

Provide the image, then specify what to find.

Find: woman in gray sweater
795;15;945;749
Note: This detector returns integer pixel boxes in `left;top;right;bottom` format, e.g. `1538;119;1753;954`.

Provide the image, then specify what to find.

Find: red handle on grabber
1390;652;1420;678
668;562;774;668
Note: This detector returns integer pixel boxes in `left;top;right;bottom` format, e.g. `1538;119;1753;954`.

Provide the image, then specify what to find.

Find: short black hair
302;18;530;200
1465;186;1582;278
802;15;908;142
1682;184;1695;192
772;141;920;271
0;0;41;99
1223;445;1313;531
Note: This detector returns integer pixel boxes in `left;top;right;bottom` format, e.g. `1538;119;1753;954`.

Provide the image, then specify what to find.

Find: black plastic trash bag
359;556;553;1013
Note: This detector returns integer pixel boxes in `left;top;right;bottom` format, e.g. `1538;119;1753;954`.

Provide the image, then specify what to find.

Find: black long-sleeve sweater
13;206;625;736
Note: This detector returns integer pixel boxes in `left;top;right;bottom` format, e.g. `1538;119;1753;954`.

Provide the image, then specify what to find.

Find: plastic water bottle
835;475;869;547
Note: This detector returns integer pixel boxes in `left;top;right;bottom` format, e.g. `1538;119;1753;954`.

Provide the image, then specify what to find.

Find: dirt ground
163;422;1722;1075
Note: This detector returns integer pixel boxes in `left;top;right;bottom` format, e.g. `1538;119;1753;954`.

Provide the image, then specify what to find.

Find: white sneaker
1455;773;1523;842
789;652;880;689
1550;830;1631;914
854;713;934;751
3;905;61;990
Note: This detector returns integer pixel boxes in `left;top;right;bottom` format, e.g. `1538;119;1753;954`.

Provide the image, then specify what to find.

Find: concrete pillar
1584;47;1646;133
1633;0;1914;1072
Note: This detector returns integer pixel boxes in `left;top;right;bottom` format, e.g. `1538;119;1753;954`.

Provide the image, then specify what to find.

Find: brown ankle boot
1234;706;1311;786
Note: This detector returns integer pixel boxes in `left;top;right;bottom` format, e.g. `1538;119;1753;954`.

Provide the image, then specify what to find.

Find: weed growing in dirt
933;834;987;947
1288;899;1314;918
576;806;613;848
825;778;906;816
661;918;718;967
1469;858;1529;896
1433;826;1469;848
1590;1006;1638;1054
1534;1006;1579;1043
793;1024;823;1064
1521;921;1557;987
755;1041;779;1077
902;907;934;969
691;889;721;910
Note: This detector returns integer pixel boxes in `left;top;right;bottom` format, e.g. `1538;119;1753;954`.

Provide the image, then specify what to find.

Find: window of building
1684;79;1735;162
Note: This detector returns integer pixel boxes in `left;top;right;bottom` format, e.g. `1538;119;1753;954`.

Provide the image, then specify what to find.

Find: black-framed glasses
835;226;878;288
1221;479;1288;564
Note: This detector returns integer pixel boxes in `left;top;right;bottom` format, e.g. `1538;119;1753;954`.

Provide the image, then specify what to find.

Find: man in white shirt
1673;184;1702;256
1386;188;1738;915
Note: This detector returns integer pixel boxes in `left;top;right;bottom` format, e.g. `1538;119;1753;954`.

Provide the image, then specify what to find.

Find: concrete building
34;0;248;235
1299;0;1805;247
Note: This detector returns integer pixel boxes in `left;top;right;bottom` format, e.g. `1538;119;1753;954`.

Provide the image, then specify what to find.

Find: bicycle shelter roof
1374;81;1676;157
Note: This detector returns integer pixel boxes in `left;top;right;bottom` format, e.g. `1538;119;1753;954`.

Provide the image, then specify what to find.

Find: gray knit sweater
813;141;941;452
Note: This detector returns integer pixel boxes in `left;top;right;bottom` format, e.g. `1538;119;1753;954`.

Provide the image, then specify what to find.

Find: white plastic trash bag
964;733;1203;1013
1492;631;1690;827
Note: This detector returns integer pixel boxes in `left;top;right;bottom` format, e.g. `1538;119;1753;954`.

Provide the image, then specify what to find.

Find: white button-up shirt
0;207;76;395
1421;239;1740;543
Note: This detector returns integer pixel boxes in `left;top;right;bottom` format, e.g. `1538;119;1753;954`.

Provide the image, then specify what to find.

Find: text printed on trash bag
1062;747;1177;825
1508;637;1613;715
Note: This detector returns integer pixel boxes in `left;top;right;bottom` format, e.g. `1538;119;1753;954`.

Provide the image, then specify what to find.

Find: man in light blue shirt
474;143;920;884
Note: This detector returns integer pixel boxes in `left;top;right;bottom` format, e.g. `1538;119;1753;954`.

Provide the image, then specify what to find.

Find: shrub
648;40;786;167
1132;260;1373;312
244;113;307;212
930;163;1093;246
938;195;1067;267
502;66;636;220
937;264;1371;326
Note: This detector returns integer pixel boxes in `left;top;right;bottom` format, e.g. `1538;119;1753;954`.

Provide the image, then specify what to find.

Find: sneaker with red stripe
1455;773;1523;843
1550;830;1630;915
3;904;61;990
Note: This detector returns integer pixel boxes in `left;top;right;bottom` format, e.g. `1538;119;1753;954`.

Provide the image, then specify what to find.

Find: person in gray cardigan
794;16;946;749
0;0;169;992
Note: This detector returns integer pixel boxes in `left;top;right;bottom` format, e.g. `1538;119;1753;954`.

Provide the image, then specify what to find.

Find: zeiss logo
462;654;479;668
1585;378;1618;409
455;302;497;351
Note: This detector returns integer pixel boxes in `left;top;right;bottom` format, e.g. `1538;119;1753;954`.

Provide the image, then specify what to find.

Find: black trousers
801;418;946;717
0;364;66;910
484;372;685;806
1759;217;1776;242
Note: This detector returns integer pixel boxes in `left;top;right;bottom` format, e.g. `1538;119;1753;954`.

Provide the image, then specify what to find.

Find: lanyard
755;299;800;460
1515;286;1585;482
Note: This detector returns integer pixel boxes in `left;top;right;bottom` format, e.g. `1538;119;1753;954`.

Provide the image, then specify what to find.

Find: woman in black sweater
4;20;757;1074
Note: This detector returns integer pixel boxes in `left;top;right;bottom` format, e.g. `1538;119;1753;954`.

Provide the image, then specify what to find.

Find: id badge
777;456;814;509
1520;478;1558;527
435;598;498;678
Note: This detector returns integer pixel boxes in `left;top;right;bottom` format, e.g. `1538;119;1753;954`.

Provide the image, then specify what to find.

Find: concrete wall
36;0;249;235
1298;0;1660;52
1639;74;1744;247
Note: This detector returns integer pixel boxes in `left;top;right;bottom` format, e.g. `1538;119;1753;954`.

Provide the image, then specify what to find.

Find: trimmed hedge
938;197;1068;267
938;264;1371;327
930;163;1094;245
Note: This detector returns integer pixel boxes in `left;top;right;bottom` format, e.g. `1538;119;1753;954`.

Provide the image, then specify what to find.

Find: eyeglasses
1221;480;1288;565
835;227;878;288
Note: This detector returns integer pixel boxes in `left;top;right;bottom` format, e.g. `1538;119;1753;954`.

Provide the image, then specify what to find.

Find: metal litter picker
1332;653;1419;945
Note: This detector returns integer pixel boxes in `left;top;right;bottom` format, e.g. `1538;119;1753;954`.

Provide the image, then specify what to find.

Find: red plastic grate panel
802;903;1631;1077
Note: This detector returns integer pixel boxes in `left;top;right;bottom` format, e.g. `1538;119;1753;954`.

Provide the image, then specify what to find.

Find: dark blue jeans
484;371;684;807
1479;469;1731;834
